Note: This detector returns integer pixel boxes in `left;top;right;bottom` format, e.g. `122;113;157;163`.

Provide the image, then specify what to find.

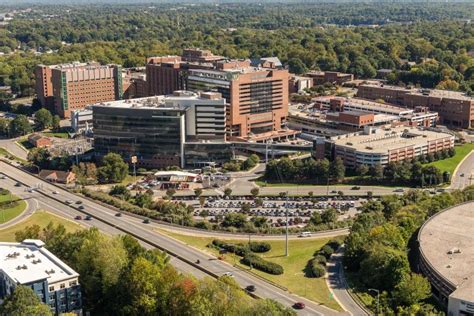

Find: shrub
249;241;271;253
326;239;341;251
319;245;334;259
212;239;249;256
0;188;10;195
310;261;326;278
194;221;211;230
313;255;327;266
241;253;284;275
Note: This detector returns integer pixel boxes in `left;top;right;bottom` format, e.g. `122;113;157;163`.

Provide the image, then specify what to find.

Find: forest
0;3;473;98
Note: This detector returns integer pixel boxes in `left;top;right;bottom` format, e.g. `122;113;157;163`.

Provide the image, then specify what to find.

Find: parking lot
175;195;364;227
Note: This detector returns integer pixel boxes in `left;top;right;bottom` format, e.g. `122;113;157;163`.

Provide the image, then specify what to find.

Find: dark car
74;215;82;220
293;302;305;310
75;200;83;204
245;285;256;292
143;218;150;224
115;212;122;217
78;205;85;210
85;215;92;220
15;182;21;187
351;186;361;190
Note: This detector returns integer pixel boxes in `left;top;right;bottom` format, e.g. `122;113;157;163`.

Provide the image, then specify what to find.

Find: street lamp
368;288;380;315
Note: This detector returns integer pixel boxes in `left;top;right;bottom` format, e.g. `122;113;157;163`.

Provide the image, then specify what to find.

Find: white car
53;191;59;194
222;272;234;277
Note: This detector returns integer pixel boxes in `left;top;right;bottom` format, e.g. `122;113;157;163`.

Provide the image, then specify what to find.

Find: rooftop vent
447;248;461;254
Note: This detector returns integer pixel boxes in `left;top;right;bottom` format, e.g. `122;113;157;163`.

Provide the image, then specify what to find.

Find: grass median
156;228;344;311
0;193;27;224
427;143;474;174
0;210;82;241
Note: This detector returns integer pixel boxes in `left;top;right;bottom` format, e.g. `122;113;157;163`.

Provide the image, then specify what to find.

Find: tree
321;208;337;224
27;147;51;169
165;189;176;199
356;164;369;177
194;188;203;198
97;153;129;183
221;213;247;228
309;212;323;225
52;115;61;131
250;187;259;198
288;57;308;74
0;118;9;136
329;157;345;181
369;163;384;180
9;115;32;137
0;286;52;316
199;196;206;208
224;188;232;197
127;257;162;314
393;273;431;306
34;108;53;130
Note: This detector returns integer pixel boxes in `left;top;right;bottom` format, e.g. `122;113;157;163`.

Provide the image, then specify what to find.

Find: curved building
418;202;474;316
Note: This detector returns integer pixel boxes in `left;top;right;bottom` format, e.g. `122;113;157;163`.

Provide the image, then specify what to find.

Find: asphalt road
449;151;474;190
0;137;28;160
0;161;346;316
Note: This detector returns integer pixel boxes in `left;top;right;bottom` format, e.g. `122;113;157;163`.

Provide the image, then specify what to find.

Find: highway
0;161;347;316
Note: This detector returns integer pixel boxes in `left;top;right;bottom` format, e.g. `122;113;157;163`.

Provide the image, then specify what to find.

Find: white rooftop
154;170;198;177
0;240;79;285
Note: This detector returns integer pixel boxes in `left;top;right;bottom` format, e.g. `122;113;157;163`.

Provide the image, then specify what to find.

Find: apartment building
357;84;474;128
92;91;226;168
306;71;354;86
331;126;454;168
0;239;82;315
35;62;123;118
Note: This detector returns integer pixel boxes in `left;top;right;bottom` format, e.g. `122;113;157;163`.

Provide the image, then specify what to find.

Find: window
49;286;54;291
69;281;77;286
60;283;65;289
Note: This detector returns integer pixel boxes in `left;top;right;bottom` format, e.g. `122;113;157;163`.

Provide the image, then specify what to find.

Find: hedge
248;241;271;253
313;255;327;266
212;239;249;256
326;239;341;251
241;253;284;275
318;245;334;259
0;188;9;195
310;260;326;278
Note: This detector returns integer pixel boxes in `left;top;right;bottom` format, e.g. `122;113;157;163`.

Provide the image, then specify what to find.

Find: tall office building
146;49;294;141
35;62;123;118
93;91;226;168
0;239;82;315
187;66;292;141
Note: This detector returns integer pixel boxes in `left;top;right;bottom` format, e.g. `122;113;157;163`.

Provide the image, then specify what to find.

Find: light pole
368;288;380;315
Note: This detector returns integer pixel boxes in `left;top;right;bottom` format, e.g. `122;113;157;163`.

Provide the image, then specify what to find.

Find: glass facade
93;106;185;168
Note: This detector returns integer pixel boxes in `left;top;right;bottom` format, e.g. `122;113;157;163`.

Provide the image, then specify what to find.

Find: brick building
35;62;123;118
306;71;354;86
356;84;474;128
28;133;52;148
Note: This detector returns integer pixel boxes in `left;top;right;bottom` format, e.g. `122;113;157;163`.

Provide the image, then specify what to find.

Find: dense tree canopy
0;3;473;97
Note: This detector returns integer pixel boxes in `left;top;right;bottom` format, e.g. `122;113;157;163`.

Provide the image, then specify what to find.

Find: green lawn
0;193;27;224
0;148;27;163
427;143;474;174
157;229;344;311
0;210;82;242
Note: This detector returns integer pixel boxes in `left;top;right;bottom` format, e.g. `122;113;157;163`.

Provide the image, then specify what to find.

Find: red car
293;302;305;310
